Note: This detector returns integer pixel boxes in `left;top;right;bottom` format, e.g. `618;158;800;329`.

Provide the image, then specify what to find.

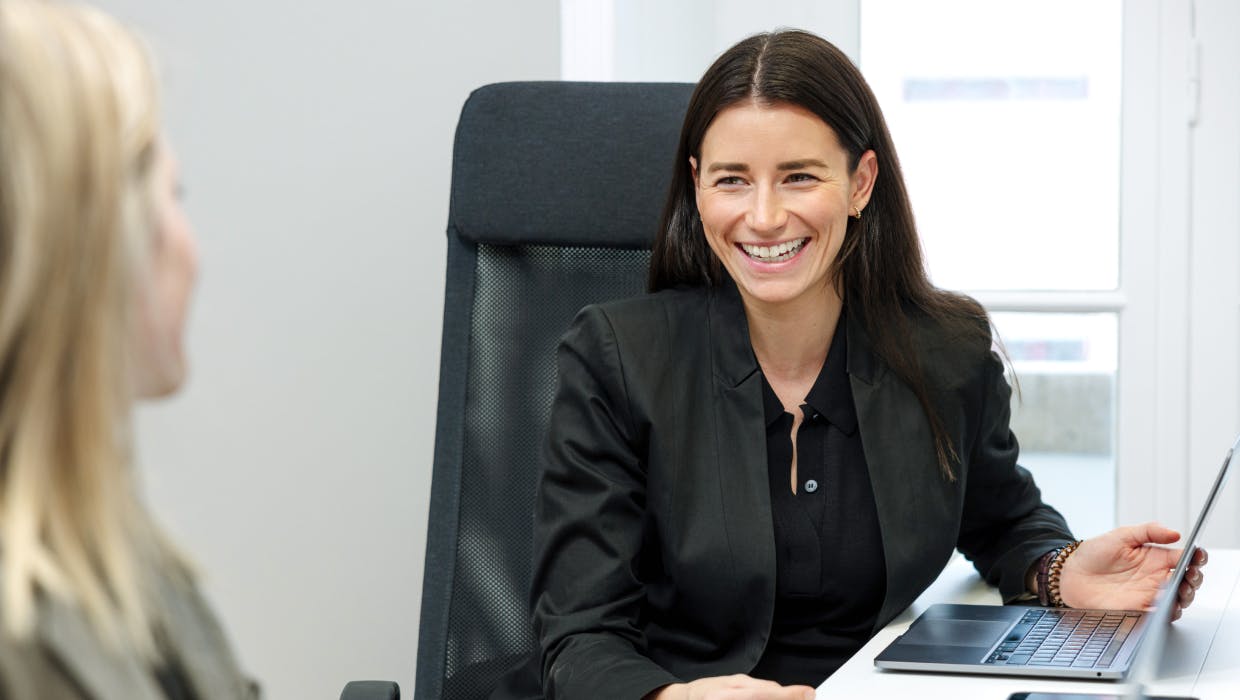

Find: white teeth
741;238;807;262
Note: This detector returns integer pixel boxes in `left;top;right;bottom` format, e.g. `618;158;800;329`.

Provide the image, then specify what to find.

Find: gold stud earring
852;205;862;220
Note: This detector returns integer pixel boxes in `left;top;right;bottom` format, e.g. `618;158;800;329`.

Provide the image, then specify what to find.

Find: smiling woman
514;28;1208;700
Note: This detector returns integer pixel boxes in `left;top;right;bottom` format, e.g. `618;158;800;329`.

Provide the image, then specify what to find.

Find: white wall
96;1;559;697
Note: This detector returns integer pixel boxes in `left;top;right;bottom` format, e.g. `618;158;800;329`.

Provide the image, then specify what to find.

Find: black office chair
341;81;693;700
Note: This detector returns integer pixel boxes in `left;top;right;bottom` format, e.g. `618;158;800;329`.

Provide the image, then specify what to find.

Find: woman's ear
851;149;878;212
689;156;699;186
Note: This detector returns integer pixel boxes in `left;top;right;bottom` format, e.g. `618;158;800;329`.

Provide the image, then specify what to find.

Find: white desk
819;550;1240;699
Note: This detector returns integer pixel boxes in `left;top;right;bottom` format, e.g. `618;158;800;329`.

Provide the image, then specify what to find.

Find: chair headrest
448;81;694;249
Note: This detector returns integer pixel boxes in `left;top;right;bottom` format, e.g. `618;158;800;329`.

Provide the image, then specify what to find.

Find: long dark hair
649;29;989;480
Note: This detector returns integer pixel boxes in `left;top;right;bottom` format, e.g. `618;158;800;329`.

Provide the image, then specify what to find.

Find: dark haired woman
528;30;1206;700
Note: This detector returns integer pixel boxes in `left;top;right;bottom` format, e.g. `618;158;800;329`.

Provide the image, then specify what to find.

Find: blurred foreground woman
0;1;257;697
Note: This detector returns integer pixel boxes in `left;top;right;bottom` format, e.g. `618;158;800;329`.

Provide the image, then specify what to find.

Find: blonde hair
0;0;184;660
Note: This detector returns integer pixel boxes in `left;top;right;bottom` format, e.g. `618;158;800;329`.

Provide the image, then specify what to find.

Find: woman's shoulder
570;285;710;341
0;568;258;700
560;286;715;395
898;292;999;385
907;295;990;346
592;284;709;318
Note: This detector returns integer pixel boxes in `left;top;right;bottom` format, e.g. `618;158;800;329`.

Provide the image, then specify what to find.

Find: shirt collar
759;309;859;435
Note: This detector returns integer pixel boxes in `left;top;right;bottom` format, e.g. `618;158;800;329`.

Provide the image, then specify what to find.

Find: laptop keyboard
984;608;1143;668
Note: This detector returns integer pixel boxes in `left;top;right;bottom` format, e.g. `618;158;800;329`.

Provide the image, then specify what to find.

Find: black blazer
530;281;1074;699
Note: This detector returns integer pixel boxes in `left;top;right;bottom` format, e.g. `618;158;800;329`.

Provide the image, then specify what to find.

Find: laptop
873;432;1238;680
1005;512;1200;700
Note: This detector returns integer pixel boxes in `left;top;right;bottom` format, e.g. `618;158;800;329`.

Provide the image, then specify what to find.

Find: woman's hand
647;675;815;700
1058;522;1207;620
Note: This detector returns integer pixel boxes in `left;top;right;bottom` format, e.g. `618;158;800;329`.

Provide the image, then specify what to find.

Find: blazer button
804;479;819;493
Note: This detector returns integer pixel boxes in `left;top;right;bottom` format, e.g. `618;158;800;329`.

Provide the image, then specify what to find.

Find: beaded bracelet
1044;540;1083;607
1035;549;1057;607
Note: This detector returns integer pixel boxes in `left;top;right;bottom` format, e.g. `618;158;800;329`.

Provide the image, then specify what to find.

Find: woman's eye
787;172;817;183
715;176;745;186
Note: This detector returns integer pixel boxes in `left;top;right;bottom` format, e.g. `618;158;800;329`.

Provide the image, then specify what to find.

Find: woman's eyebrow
777;158;829;171
705;159;830;173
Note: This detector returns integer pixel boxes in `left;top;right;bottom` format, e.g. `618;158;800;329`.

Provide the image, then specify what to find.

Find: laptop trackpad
902;619;1010;647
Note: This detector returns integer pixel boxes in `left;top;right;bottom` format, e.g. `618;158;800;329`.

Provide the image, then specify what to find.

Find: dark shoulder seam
594;305;639;443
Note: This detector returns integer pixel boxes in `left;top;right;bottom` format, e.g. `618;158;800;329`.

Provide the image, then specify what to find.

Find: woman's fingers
1125;522;1181;547
749;687;813;700
1187;565;1205;589
685;675;814;700
1170;548;1209;575
1176;565;1207;610
1149;544;1209;576
1177;579;1196;608
735;680;812;700
718;684;813;700
1140;539;1186;572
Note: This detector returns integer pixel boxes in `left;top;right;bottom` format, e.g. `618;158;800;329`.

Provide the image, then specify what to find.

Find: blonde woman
0;1;257;697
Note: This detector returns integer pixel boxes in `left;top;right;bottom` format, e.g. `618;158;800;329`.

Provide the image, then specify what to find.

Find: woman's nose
746;187;788;233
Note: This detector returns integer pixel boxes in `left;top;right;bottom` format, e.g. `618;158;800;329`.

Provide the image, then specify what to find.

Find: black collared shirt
749;313;888;686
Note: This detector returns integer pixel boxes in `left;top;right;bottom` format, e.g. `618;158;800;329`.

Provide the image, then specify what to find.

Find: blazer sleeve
955;348;1077;603
531;305;679;700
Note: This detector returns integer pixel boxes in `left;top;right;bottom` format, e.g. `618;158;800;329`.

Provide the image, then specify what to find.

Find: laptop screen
1122;433;1238;697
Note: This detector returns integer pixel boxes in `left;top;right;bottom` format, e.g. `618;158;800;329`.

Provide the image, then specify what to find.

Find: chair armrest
339;680;399;700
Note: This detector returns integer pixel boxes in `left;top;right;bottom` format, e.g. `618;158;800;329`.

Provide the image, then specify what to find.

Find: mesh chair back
416;82;694;699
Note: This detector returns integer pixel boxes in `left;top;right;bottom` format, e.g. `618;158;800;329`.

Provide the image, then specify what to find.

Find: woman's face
133;143;199;399
692;101;875;311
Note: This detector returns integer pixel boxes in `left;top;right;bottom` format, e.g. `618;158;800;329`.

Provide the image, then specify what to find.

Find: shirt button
804;479;819;493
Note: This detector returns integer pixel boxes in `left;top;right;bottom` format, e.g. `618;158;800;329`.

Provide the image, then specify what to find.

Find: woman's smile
737;236;810;264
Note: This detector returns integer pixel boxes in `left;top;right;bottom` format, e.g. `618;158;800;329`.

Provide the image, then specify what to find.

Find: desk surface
819;549;1240;699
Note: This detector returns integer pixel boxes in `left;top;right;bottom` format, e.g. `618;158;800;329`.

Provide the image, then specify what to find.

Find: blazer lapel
706;281;776;656
157;575;256;699
846;314;958;630
37;596;164;700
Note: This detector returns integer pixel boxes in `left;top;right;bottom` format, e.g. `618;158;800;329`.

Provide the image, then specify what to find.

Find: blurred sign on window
861;0;1122;292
